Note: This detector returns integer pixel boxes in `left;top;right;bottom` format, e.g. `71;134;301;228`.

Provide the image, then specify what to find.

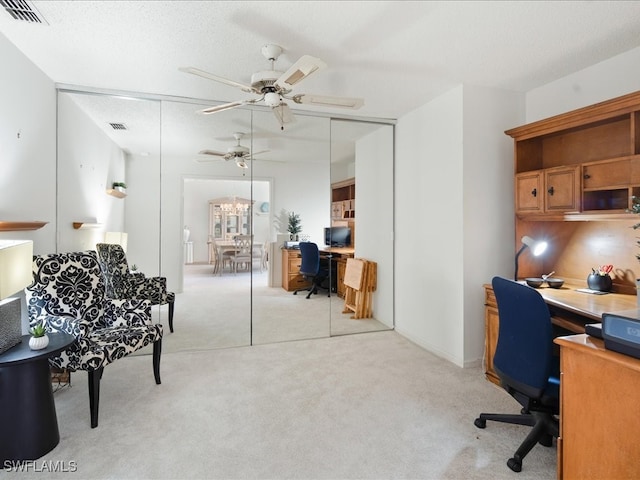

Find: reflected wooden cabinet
281;249;311;291
209;198;251;241
331;178;355;220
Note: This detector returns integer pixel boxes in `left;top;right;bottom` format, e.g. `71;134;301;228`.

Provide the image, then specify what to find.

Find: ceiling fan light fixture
264;92;281;107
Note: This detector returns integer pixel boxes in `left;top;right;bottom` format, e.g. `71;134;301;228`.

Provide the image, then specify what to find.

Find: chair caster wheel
474;418;486;429
507;457;522;472
293;292;298;295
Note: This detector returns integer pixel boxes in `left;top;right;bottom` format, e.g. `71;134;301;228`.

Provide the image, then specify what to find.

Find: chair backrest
298;242;320;276
234;234;253;257
96;243;131;298
25;250;105;329
491;276;554;399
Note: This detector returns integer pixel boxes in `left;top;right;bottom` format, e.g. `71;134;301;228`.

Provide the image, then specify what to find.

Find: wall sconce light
514;235;548;281
0;240;33;353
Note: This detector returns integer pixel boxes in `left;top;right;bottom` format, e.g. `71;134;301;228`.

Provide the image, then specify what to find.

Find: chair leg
168;301;175;333
153;339;162;384
88;367;104;428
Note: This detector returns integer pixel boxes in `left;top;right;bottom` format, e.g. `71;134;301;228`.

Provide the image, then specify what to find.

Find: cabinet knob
548;186;555;196
531;188;537;197
583;173;591;179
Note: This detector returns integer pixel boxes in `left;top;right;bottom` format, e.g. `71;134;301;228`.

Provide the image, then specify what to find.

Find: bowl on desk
545;277;565;289
525;277;544;288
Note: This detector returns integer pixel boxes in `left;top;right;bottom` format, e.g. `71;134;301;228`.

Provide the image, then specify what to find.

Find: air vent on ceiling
1;0;48;24
109;123;128;131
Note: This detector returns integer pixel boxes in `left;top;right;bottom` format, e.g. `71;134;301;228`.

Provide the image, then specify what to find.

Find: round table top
0;333;76;367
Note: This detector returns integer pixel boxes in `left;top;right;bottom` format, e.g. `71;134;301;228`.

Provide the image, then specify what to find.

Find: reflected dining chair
229;234;253;274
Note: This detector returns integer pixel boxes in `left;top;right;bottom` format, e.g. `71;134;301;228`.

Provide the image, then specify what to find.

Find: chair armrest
127;275;167;297
103;298;152;328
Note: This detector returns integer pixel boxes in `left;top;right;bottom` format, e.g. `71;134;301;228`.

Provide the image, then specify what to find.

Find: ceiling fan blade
272;103;296;128
292;94;364;109
275;55;327;90
250;150;270;156
198;149;227;157
197;101;246;115
179;67;257;93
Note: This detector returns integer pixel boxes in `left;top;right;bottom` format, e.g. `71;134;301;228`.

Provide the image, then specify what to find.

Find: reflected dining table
208;239;267;275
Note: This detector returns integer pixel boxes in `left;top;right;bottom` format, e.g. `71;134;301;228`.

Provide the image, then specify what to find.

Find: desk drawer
288;274;311;290
288;257;302;271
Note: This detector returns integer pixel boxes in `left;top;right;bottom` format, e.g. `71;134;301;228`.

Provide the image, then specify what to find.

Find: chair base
474;410;558;472
293;277;330;299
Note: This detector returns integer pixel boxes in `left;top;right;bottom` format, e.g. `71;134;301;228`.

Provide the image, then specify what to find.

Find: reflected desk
483;280;637;385
320;247;355;298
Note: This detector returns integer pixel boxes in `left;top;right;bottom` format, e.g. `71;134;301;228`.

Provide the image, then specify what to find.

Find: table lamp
0;240;34;354
514;235;547;281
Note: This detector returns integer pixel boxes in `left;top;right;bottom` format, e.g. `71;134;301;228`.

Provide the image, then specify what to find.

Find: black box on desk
602;312;640;359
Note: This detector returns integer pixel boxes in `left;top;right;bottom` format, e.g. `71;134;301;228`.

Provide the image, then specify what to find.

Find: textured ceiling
3;1;640;161
3;1;640;119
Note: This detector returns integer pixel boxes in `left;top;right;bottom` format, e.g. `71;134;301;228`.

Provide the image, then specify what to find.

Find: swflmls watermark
3;460;78;472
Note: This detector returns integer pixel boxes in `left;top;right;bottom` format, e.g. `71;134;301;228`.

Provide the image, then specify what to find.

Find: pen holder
587;273;612;292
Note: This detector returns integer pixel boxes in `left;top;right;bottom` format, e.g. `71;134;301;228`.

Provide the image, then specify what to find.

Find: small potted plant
112;182;127;193
28;320;49;350
287;211;302;241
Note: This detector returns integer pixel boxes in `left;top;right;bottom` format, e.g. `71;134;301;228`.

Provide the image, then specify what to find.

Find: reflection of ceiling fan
180;44;364;129
197;132;268;168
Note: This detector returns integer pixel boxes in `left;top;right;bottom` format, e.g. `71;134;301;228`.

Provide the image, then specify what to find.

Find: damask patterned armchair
95;243;176;332
25;250;162;428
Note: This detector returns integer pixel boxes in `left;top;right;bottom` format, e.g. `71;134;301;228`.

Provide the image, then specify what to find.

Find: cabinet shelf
0;221;48;231
106;188;127;199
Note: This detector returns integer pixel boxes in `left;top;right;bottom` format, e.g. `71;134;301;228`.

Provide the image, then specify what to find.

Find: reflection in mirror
56;90;164;326
250;109;332;345
160;101;252;351
329;120;394;335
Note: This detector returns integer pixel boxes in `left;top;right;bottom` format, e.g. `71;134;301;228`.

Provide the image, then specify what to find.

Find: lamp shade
514;235;548;281
0;240;33;300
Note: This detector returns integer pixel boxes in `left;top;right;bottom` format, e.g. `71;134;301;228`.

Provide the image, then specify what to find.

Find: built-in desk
483;280;637;384
555;334;640;479
280;247;355;297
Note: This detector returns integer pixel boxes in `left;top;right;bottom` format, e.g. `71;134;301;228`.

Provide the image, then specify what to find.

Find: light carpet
7;331;556;479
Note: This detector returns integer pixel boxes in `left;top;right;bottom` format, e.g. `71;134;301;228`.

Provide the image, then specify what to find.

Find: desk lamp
0;240;33;353
514;235;547;281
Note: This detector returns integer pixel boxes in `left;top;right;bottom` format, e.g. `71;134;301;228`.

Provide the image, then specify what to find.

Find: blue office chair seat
474;276;559;473
293;242;330;299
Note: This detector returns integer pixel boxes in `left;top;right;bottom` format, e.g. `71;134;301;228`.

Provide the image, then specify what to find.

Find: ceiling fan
180;44;364;129
197;132;269;169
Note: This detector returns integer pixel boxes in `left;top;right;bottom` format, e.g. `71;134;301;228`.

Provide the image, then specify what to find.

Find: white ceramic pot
29;334;49;350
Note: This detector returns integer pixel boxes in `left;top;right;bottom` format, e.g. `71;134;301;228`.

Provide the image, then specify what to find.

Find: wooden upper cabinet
545;165;580;212
507;90;640;219
515;170;543;214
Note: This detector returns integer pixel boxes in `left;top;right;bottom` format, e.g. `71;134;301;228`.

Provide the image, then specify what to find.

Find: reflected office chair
474;276;559;473
293;242;330;299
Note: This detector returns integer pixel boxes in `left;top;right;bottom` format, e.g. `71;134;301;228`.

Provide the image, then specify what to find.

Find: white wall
395;86;465;365
355;125;394;328
394;84;522;367
0;33;56;255
57;93;127;253
526;45;640;122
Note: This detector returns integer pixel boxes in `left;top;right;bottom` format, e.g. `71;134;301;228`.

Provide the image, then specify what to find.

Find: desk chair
293;242;330;299
474;276;559;472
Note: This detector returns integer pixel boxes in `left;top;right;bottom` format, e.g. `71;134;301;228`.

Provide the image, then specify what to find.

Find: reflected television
324;226;351;247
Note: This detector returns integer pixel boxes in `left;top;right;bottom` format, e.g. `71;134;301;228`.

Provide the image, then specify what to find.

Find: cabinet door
545;165;580;212
515;170;543;214
583;158;631;189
